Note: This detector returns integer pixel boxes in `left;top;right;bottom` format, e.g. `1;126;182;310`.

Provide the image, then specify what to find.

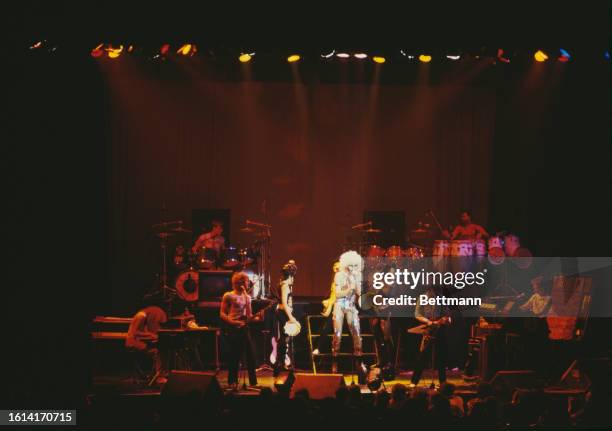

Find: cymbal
240;227;256;233
172;226;192;233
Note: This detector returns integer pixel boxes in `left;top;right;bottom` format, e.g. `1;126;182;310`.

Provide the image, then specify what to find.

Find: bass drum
174;270;199;302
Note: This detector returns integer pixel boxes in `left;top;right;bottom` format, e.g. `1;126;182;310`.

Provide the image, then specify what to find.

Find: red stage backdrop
104;71;495;305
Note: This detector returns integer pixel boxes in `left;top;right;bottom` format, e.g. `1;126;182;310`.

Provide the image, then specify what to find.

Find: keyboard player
125;305;168;384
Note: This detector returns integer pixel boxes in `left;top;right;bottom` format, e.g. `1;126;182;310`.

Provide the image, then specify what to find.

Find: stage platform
92;368;479;399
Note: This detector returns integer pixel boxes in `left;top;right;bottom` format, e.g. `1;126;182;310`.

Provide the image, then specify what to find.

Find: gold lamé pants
332;298;362;356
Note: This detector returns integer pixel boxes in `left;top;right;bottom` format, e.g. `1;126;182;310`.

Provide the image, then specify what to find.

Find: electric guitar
223;300;276;333
407;316;452;337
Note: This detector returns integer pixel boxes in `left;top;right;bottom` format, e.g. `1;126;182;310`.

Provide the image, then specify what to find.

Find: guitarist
220;272;261;389
410;285;451;389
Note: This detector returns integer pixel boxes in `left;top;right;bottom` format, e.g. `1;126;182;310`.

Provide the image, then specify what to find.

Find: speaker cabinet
161;370;222;402
290;373;346;399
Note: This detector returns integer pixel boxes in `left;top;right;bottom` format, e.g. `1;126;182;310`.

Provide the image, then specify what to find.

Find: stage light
336;52;350;58
177;44;197;56
106;45;124;59
127;45;134;53
400;50;415;59
287;54;301;63
497;48;510;63
534;50;548;62
446;55;461;60
558;48;570;62
91;43;104;58
605;51;610;60
29;40;44;50
372;56;385;64
419;54;432;63
354;53;368;59
321;50;335;59
239;52;254;63
160;44;170;55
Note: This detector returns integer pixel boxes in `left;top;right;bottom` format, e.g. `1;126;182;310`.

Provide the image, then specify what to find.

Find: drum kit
150;218;272;307
347;210;531;279
348;221;426;263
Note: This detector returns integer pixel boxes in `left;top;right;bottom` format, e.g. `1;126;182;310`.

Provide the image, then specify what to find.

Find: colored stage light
29;41;44;50
160;44;171;55
177;44;197;56
418;54;432;63
91;43;104;58
336;52;350;58
287;54;301;63
605;51;610;60
558;48;570;62
239;52;254;63
354;53;368;59
107;45;124;59
534;50;548;62
372;56;386;64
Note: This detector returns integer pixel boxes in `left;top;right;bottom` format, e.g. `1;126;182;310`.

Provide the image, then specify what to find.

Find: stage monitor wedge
290;373;346;399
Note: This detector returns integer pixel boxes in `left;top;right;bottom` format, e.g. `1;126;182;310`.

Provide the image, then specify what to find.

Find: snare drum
385;245;404;258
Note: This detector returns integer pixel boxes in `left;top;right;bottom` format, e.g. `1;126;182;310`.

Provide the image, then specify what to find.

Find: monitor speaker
290;373;346;399
161;370;222;402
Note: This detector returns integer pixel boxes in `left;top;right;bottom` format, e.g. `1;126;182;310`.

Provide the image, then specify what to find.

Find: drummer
450;210;489;240
192;220;226;255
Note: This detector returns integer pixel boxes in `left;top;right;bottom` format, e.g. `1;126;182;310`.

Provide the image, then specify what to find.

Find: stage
93;368;477;398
